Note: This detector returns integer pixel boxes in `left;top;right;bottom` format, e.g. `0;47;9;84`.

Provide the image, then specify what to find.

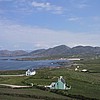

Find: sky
0;0;100;50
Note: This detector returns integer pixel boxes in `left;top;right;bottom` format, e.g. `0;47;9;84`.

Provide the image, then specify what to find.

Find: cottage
45;76;71;90
26;69;36;76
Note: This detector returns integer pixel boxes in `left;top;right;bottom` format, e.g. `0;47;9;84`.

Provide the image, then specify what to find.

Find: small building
75;67;78;71
81;69;88;72
45;76;71;90
75;66;80;71
67;58;81;61
26;69;36;76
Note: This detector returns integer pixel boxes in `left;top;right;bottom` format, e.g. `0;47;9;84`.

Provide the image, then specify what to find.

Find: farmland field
0;58;100;100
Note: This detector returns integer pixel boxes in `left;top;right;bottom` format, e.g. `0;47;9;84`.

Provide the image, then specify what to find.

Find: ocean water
0;57;70;70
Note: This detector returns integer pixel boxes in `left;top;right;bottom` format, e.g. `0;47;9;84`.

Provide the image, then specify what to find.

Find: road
0;74;25;77
0;84;32;88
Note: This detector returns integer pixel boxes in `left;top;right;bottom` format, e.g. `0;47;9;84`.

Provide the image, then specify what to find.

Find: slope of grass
0;58;100;99
0;87;71;100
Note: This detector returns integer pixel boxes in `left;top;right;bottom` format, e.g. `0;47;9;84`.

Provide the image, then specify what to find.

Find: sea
0;56;70;70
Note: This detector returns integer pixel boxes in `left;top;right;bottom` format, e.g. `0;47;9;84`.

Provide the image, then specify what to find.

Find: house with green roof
45;76;71;90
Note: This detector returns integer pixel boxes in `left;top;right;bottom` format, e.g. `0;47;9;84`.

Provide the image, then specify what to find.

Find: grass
0;95;38;100
0;88;71;100
0;58;100;99
0;70;25;75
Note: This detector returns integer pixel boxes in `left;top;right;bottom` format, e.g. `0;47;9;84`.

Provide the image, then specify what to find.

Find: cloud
77;3;88;8
34;42;49;48
0;45;4;49
70;0;89;9
31;1;63;14
0;19;100;50
93;16;100;22
0;0;34;14
68;17;81;21
0;0;64;15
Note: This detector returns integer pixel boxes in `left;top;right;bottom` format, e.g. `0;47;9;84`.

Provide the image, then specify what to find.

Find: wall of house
55;81;65;89
50;81;65;89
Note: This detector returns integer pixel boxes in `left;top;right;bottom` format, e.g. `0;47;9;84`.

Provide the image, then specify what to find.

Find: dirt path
0;84;32;88
0;74;25;77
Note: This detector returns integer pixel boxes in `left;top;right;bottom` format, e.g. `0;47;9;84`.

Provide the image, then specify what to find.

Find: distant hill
35;45;71;57
28;45;100;57
0;45;100;57
71;46;100;55
0;50;28;56
28;49;46;56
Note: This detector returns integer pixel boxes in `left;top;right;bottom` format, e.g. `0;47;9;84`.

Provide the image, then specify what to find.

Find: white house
26;69;36;76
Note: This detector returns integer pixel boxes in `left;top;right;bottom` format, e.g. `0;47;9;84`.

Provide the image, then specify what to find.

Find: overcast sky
0;0;100;50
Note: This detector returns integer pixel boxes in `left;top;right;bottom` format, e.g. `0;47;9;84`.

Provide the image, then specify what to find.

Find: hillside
36;45;71;57
0;58;100;100
0;50;28;56
72;46;100;55
28;45;100;57
28;49;46;56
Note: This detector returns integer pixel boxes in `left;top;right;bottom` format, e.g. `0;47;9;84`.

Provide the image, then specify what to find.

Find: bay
0;56;70;70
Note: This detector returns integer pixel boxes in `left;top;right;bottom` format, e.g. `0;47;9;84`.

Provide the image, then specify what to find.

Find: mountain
0;50;28;56
37;45;71;56
28;49;46;56
29;45;100;57
11;50;28;56
71;46;100;55
1;45;100;57
0;50;11;56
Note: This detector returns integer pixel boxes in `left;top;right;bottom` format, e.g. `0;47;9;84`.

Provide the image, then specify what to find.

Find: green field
0;58;100;100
